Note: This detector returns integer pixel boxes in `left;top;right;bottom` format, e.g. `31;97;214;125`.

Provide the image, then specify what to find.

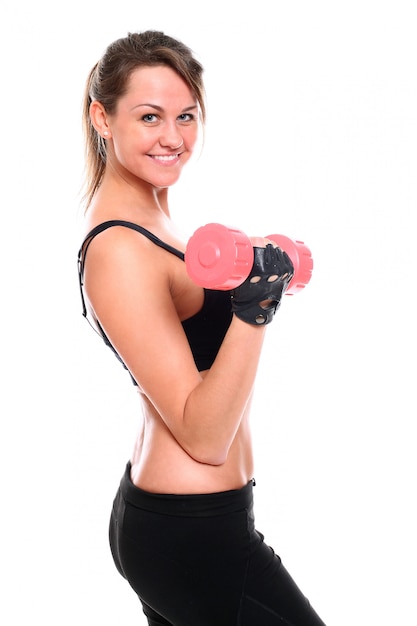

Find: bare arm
83;226;267;465
181;316;265;463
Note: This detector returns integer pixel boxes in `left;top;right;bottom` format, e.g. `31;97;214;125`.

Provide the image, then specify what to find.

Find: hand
230;241;294;325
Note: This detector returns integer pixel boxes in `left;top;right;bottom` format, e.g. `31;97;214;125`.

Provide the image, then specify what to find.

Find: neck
94;166;171;217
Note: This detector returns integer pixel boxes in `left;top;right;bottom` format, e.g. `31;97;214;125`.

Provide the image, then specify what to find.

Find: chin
150;173;183;188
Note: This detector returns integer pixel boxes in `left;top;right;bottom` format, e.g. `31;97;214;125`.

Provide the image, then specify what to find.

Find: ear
89;100;112;139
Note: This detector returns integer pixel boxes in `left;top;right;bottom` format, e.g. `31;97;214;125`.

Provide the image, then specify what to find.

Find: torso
82;204;254;495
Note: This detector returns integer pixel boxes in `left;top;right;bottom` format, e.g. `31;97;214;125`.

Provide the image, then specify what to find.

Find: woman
78;30;326;626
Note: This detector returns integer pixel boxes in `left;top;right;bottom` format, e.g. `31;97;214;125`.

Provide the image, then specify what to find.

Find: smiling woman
89;65;199;190
77;30;326;625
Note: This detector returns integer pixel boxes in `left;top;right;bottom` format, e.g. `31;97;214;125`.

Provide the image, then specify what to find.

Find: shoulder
83;222;173;293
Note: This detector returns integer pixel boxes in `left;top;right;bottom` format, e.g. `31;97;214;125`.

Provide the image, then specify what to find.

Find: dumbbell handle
184;223;313;294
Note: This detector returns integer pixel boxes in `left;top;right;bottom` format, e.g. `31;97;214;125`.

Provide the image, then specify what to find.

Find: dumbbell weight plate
266;234;313;295
185;223;254;290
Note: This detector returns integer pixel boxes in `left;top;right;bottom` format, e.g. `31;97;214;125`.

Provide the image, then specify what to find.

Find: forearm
181;315;266;464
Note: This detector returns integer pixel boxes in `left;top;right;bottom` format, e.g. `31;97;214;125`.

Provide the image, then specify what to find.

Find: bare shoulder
80;220;202;424
83;223;171;287
81;220;182;347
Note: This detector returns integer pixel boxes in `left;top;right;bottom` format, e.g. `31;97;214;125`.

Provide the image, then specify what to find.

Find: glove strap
231;300;279;325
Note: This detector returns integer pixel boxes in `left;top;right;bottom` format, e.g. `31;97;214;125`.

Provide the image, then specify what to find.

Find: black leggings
109;463;326;626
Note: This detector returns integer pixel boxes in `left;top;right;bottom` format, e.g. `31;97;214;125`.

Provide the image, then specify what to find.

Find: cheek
184;123;199;146
111;132;142;167
184;132;200;158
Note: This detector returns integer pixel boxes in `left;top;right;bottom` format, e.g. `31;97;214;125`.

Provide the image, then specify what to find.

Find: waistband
119;462;255;517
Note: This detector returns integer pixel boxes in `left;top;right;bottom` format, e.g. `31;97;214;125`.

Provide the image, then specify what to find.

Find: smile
150;154;180;162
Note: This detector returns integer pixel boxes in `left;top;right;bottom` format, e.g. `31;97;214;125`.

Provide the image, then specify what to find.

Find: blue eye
142;113;158;122
178;113;194;123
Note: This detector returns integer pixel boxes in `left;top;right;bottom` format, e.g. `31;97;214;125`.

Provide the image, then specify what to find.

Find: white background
1;1;416;624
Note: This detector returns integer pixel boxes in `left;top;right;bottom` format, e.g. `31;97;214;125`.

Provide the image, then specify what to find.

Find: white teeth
153;154;178;161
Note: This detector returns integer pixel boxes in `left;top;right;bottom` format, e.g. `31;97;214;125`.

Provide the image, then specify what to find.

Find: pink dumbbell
184;223;313;294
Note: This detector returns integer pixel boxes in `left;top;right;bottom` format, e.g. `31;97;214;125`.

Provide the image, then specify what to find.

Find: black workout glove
230;244;294;325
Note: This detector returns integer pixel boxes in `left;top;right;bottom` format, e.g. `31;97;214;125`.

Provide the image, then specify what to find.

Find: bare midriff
130;372;254;495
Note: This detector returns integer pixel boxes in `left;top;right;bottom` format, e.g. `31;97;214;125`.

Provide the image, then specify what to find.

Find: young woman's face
106;65;199;189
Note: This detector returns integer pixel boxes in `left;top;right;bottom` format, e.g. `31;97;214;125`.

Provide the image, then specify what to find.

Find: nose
160;123;183;150
168;138;184;150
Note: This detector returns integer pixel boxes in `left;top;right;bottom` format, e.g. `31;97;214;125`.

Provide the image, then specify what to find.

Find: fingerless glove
230;244;294;325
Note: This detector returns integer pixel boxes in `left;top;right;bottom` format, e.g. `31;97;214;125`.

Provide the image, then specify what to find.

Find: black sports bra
78;220;233;384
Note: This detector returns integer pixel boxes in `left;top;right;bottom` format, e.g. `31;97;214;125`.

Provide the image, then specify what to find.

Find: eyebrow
130;103;198;113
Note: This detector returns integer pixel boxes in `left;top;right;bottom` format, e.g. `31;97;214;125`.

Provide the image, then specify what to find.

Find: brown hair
82;31;206;209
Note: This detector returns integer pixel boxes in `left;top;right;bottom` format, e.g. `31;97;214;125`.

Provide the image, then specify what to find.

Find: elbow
185;443;229;467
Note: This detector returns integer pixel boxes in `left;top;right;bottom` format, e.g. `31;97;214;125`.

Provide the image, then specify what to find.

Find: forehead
123;65;194;105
